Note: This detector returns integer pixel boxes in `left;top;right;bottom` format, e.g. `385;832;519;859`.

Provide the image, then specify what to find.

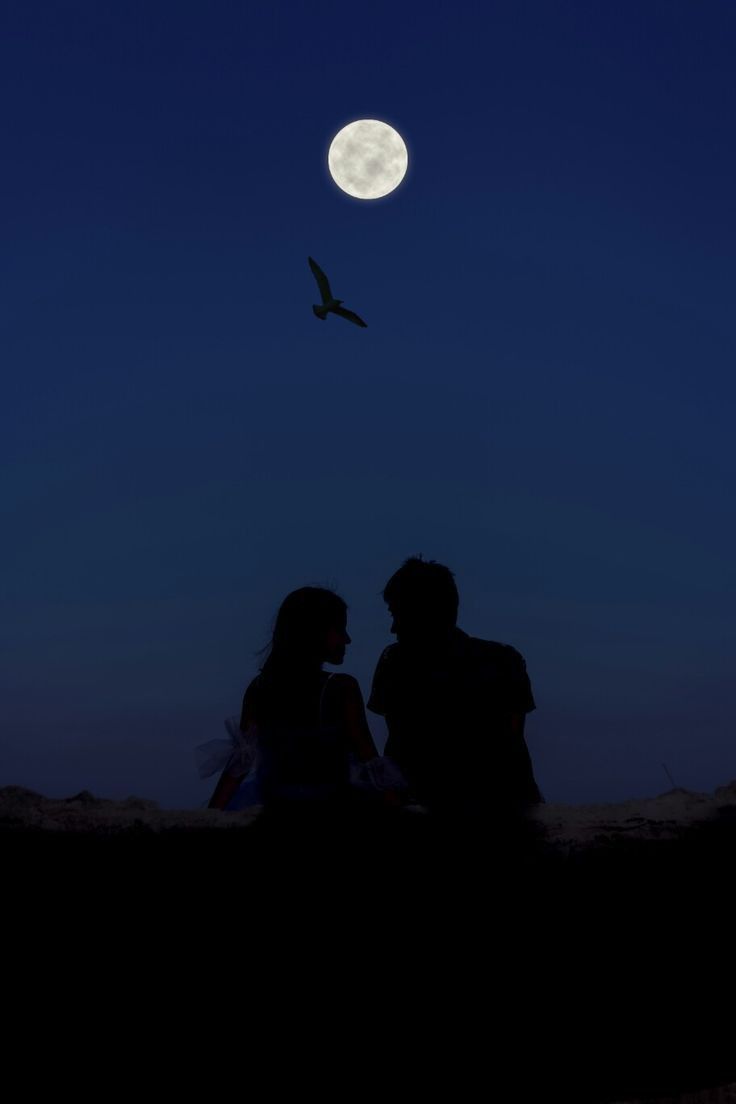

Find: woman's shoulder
243;673;270;712
244;674;264;698
324;672;362;698
325;671;359;688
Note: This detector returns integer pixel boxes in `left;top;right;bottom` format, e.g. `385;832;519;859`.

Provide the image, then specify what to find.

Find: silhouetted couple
207;555;542;821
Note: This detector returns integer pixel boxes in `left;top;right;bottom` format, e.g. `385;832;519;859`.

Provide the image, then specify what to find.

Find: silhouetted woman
208;587;379;814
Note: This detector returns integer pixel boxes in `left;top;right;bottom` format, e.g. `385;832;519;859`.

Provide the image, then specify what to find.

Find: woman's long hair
256;587;347;724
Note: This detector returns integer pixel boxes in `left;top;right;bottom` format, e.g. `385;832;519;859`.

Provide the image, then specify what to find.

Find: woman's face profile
323;619;351;665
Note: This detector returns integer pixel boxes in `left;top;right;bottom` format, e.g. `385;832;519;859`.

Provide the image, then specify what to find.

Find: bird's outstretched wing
308;257;333;304
333;305;367;328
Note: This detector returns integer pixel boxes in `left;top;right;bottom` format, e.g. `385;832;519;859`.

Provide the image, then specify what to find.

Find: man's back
368;628;541;809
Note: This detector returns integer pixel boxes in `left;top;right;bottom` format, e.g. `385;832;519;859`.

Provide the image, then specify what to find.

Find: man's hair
382;555;459;629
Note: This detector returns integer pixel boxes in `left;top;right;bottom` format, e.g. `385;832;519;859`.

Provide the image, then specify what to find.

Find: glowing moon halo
328;119;408;200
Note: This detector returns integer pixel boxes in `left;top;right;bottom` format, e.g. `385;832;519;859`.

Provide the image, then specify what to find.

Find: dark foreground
4;801;735;1101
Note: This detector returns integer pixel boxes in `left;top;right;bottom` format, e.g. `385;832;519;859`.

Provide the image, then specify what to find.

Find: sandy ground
0;783;259;832
1;779;734;844
532;781;736;848
614;1087;736;1104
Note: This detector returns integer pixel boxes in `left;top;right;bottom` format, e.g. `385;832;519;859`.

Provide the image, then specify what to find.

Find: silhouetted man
368;556;542;813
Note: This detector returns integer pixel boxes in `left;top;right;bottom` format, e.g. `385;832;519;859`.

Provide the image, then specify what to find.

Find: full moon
327;119;408;200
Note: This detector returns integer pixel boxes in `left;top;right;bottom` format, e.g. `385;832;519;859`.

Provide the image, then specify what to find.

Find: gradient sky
2;1;735;808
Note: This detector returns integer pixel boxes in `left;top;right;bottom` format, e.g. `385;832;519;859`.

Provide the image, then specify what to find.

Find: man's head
382;555;459;645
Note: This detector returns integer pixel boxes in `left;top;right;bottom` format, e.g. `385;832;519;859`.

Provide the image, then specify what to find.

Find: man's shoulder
457;633;536;713
372;643;400;671
464;634;527;667
374;635;527;668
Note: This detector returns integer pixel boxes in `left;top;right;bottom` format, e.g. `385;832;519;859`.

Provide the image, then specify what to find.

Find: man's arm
509;712;543;804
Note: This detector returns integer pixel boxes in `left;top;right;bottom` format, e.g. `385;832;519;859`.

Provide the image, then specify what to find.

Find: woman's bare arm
207;769;246;811
337;676;379;762
207;685;258;810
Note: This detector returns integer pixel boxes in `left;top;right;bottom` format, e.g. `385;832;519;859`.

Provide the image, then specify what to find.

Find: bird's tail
312;305;328;320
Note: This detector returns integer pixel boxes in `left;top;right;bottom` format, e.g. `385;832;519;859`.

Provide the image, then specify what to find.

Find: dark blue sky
2;1;735;807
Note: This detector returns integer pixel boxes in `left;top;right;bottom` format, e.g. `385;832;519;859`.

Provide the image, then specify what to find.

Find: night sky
2;2;735;808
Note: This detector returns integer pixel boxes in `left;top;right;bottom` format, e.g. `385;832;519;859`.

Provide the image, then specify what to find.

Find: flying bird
308;256;367;327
